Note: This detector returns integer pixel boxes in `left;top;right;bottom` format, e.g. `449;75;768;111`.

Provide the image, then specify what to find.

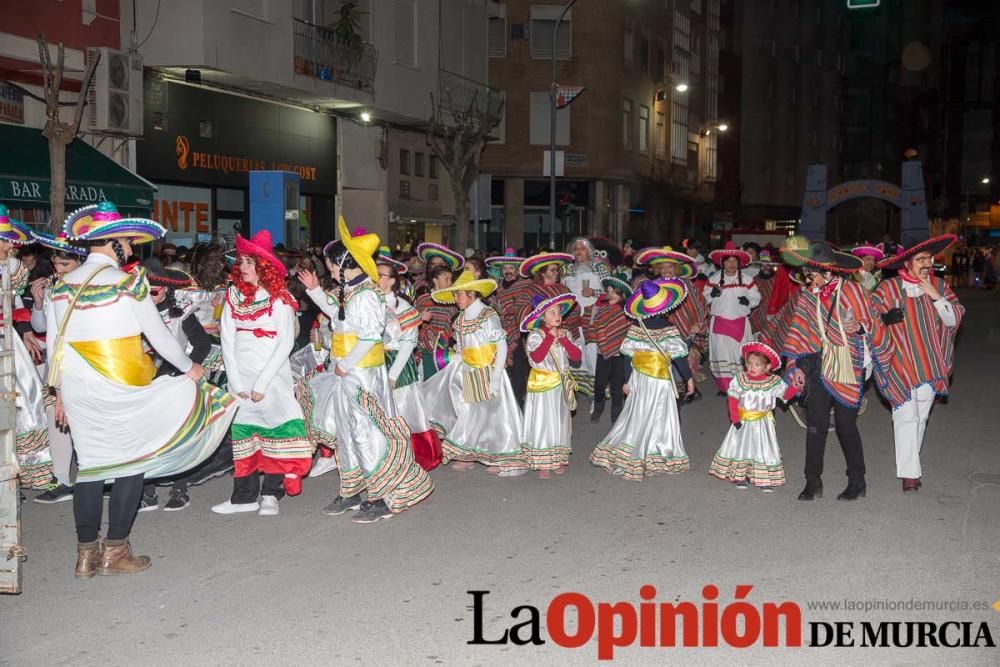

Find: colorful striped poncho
749;273;776;340
870;276;963;409
780;277;892;408
584;296;631;357
496;278;535;358
669;276;709;339
416;292;456;355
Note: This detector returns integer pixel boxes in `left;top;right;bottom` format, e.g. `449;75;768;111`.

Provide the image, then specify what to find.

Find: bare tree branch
52;42;65;111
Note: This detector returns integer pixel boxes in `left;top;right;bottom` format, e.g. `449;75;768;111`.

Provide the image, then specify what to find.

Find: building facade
483;0;726;251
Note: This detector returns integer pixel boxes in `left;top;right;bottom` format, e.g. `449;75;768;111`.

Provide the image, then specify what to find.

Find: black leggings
73;473;144;543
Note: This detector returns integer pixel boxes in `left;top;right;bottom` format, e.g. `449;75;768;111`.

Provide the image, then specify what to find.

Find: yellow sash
739;408;771;422
631;350;671;379
331;332;385;368
69;335;157;386
462;343;496;369
527;368;561;393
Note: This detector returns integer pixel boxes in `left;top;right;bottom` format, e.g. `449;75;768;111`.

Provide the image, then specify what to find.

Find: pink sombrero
519;252;574;278
634;245;697;277
850;243;885;262
625;278;687;320
708;241;752;268
235;229;288;278
520;293;577;332
64;201;165;244
741;341;781;370
0;205;34;245
878;234;957;270
417;242;465;270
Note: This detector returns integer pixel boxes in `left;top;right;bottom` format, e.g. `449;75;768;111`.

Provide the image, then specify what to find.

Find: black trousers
510;343;530;408
74;473;144;543
804;387;865;483
231;473;285;504
593;354;625;409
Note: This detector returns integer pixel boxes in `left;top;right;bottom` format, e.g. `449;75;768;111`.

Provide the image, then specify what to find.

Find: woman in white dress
590;279;693;481
704;242;761;394
212;230;312;517
423;270;527;475
377;248;443;471
300;218;433;523
519;293;581;478
51;201;235;576
709;342;800;491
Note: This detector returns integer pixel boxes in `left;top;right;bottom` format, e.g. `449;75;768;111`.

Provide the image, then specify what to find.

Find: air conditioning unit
85;47;143;136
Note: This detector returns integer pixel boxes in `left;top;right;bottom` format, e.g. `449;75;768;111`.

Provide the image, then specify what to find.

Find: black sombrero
878;234;957;270
781;237;862;273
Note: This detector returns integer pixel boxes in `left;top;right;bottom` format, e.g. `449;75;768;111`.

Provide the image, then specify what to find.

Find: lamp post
549;0;578;250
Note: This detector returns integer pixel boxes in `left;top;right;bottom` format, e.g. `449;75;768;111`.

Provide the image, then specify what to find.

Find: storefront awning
0;123;155;212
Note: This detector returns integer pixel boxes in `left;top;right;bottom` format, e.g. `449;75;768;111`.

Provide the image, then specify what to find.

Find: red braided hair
229;255;298;310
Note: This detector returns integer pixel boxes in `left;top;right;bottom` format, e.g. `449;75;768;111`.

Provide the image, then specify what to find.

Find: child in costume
376;248;443;471
300;219;433;523
139;265;215;512
703;242;761;393
590;279;692;481
519;293;581;478
584;273;632;424
423;270;527;475
709;342;800;492
213;230;313;517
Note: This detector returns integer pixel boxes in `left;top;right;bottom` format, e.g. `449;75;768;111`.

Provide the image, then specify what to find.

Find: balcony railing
293;18;377;92
437;68;505;127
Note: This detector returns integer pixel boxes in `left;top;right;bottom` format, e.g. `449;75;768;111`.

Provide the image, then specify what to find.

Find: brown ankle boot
75;540;102;578
97;538;151;575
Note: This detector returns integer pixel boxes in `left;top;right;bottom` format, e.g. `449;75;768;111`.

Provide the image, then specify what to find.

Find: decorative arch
799;161;929;248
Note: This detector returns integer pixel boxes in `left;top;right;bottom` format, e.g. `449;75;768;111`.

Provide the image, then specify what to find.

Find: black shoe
351;499;393;524
590;402;605;424
34;483;74;504
797;480;823;501
162;488;190;512
837;481;867;501
685;389;703;404
323;494;364;516
187;460;235;487
138;492;159;512
716;390;727;397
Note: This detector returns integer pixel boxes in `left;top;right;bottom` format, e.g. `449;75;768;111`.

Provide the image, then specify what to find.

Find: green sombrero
780;236;862;273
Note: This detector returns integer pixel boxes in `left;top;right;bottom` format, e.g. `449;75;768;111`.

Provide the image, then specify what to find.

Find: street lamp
981;177;990;184
359;110;372;123
674;82;689;93
549;0;579;249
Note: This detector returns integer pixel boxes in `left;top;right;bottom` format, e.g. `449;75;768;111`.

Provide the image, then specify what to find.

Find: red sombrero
520;293;577;332
878;234;957;270
234;230;287;278
519;252;574;278
741;341;780;370
708;241;752;268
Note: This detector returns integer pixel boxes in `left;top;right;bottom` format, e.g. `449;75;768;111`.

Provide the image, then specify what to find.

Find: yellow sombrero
431;269;497;304
337;215;380;282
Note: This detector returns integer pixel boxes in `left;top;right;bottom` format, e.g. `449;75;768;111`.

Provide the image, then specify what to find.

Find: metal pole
549;0;577;250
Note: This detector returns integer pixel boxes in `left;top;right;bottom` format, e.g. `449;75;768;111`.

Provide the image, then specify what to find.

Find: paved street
2;289;998;666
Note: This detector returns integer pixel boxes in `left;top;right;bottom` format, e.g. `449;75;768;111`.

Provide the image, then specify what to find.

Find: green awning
0;123;154;212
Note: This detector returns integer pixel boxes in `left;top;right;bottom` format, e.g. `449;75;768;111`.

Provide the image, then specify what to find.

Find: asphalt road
3;288;998;666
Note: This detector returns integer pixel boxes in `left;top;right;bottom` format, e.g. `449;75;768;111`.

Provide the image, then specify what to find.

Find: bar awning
0;123;155;212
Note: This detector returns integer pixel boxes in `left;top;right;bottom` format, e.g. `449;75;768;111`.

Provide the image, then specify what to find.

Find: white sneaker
211;500;260;515
258;496;279;516
308;455;339;478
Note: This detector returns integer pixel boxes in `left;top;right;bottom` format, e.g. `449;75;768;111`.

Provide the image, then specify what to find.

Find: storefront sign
151;184;213;243
139;77;336;194
0;82;24;124
0;177;151;209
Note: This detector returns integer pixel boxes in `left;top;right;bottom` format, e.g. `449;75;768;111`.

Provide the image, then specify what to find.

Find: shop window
489;4;507;58
530;5;572;60
415;152;425;177
400;149;411;175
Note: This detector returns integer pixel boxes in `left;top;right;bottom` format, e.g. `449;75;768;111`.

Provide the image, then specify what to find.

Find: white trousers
891;384;936;478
